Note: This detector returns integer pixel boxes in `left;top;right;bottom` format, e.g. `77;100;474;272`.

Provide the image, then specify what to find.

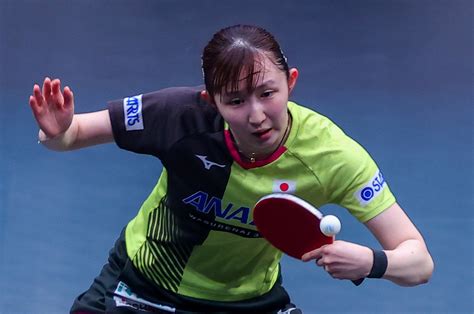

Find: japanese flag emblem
272;180;296;193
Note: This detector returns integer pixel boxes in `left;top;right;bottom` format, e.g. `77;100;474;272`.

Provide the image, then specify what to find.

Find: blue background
1;1;472;313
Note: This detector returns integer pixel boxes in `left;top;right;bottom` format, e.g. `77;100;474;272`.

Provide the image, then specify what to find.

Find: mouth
252;128;272;140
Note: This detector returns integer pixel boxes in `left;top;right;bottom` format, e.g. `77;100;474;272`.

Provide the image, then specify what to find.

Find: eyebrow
224;80;278;98
258;80;277;88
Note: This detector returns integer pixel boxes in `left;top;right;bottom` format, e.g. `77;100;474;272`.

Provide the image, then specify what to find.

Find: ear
288;68;299;94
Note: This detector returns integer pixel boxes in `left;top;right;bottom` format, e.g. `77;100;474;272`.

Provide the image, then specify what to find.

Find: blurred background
0;0;472;313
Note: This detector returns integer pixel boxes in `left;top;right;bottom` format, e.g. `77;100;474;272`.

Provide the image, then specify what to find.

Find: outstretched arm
29;77;114;151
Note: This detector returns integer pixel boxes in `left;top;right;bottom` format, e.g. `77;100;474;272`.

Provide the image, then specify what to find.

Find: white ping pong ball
320;215;341;236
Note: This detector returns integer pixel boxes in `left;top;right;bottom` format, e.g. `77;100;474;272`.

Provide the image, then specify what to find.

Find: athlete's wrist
38;129;65;143
367;248;388;278
37;129;71;151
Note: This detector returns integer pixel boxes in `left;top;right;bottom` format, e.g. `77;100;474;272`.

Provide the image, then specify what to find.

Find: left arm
302;202;434;286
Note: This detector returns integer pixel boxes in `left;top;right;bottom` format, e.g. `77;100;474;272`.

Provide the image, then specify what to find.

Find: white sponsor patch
114;281;175;312
354;170;386;206
113;296;136;309
123;94;144;131
272;180;296;193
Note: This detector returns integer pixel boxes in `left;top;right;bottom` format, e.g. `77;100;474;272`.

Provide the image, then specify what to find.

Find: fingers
33;84;43;103
52;78;61;94
63;86;74;109
315;254;335;277
303;248;346;280
42;77;52;104
30;77;69;116
301;245;326;262
302;245;333;274
30;84;44;114
322;265;339;279
51;78;65;109
40;77;62;100
37;77;66;109
29;95;39;116
306;241;368;281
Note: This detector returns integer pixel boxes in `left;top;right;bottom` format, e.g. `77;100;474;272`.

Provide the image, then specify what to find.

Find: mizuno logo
195;155;226;170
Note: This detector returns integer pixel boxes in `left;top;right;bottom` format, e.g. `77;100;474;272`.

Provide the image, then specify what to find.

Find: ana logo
195;155;226;170
123;95;143;131
272;180;296;193
183;191;253;225
355;170;386;206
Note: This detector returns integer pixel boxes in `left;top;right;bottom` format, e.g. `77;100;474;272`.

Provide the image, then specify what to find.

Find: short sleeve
107;86;216;158
323;136;396;222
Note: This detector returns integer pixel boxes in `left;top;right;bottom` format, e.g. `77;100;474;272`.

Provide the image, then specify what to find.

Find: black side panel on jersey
108;86;237;293
163;130;234;236
134;130;234;293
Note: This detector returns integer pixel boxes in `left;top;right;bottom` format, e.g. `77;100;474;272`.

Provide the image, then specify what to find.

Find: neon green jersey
108;88;396;302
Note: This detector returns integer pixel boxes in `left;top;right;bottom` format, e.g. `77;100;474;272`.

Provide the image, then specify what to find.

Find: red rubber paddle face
253;194;333;259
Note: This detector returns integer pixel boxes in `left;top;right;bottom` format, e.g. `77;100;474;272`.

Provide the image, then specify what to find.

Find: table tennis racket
253;193;364;286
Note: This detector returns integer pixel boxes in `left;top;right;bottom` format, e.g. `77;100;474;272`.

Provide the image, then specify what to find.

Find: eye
228;98;244;105
261;90;274;98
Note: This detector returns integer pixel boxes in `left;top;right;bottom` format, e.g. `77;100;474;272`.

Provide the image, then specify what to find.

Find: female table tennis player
29;25;434;313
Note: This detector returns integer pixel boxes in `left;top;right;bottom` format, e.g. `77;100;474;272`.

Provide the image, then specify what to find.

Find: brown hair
202;25;289;101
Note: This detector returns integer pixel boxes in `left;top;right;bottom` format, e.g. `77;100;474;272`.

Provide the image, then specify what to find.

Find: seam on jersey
284;149;325;192
284;102;326;196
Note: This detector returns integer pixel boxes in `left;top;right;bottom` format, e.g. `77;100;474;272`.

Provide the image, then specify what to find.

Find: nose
248;99;266;127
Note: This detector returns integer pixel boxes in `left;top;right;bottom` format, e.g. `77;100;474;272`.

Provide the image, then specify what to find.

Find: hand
29;77;74;139
302;240;372;281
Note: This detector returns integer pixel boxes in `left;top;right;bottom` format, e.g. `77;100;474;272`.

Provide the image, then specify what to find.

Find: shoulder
287;102;394;220
110;85;206;110
288;101;358;157
141;86;206;108
288;100;377;184
109;85;219;128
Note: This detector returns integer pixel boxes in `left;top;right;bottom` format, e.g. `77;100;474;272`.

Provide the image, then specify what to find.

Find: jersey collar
223;102;297;170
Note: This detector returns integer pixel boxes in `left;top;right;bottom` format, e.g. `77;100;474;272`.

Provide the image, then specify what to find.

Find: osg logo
355;171;386;205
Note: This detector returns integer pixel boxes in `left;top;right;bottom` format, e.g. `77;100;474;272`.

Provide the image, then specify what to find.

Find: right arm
30;77;114;151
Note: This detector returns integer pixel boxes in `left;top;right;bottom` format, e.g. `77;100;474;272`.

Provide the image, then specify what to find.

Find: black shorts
70;229;297;314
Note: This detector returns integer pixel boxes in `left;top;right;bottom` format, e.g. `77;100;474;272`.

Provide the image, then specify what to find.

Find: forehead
223;54;284;95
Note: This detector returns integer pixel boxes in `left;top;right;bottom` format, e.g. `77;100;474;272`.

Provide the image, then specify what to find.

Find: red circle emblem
279;183;289;192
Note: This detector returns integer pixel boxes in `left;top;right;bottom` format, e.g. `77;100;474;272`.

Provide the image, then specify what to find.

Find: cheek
268;99;288;122
220;108;246;129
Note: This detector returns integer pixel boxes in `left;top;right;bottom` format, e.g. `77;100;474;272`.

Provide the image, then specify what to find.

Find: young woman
29;25;434;313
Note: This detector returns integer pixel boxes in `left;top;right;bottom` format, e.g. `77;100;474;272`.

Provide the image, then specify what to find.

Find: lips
252;128;272;140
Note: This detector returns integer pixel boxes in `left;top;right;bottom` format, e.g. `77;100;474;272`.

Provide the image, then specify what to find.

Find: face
208;55;298;159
